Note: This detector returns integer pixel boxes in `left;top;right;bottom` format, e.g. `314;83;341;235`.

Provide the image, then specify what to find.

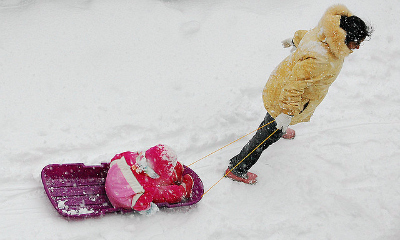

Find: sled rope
201;128;279;198
187;120;275;167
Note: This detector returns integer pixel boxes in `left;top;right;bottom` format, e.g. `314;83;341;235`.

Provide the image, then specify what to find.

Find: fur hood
316;4;353;59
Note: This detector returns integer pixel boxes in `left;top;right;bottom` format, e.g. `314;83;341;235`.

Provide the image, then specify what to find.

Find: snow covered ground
1;0;399;239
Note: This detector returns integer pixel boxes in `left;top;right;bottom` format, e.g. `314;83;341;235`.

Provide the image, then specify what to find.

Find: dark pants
228;112;283;177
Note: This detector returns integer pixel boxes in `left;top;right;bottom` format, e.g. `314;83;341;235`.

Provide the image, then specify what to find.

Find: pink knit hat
144;144;177;177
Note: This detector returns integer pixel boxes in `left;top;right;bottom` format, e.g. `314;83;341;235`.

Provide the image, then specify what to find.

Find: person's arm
292;30;308;47
281;30;308;48
279;57;321;116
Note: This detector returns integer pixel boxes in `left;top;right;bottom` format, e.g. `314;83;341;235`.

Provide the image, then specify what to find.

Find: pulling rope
185;119;278;198
201;128;278;198
188;120;275;167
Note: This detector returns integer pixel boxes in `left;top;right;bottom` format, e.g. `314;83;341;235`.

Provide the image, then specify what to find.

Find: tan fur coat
262;4;353;125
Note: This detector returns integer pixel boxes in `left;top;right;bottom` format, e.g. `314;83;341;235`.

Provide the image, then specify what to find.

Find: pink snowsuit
105;144;187;211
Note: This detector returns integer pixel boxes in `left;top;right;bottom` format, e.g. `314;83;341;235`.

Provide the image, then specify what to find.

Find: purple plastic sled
41;163;204;219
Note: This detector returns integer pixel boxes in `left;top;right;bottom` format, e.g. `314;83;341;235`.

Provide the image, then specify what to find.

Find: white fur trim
136;152;160;179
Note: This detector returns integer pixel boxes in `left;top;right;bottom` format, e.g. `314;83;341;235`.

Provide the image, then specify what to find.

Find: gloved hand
281;38;297;52
275;113;293;133
139;202;159;216
281;38;294;48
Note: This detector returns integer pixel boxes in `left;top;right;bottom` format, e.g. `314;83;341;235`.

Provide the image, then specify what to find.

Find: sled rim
41;163;204;218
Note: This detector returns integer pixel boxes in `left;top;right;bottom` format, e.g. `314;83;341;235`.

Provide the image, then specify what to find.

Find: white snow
300;40;328;57
1;0;399;239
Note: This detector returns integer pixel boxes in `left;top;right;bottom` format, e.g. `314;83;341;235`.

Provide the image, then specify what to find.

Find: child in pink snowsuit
105;144;194;214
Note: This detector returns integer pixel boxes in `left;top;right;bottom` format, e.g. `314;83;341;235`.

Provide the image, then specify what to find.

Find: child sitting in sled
105;144;194;215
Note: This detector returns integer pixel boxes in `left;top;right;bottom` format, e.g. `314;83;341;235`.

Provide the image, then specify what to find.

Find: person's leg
228;112;283;178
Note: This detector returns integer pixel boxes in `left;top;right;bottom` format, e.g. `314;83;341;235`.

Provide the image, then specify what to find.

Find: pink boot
282;128;295;139
181;174;194;199
224;168;257;184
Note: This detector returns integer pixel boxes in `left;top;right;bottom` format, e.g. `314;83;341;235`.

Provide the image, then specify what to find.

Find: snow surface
1;0;400;239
